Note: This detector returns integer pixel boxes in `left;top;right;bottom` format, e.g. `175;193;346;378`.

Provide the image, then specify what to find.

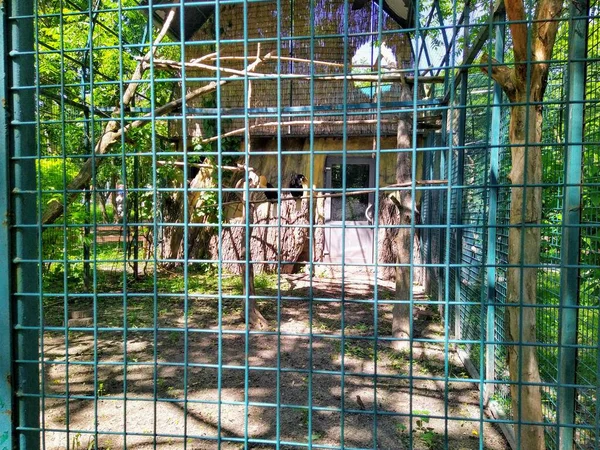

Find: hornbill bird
289;174;309;198
259;175;278;202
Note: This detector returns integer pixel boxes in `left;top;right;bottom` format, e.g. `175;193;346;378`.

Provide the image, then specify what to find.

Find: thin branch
207;54;395;70
197;119;399;145
41;33;269;227
217;179;448;208
120;3;177;110
124;52;272;133
264;54;345;68
190;52;218;64
156;160;249;172
143;56;446;84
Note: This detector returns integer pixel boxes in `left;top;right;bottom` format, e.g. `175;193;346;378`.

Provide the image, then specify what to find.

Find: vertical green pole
84;187;91;289
0;0;14;447
485;11;505;403
82;85;91;289
133;152;139;279
439;119;446;306
558;1;588;448
454;3;469;340
8;0;40;448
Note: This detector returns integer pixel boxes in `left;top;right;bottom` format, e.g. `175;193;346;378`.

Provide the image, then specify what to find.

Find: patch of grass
310;431;324;441
418;357;445;376
331;339;376;361
349;322;371;334
42;270;286;328
395;421;411;447
385;349;409;372
314;314;340;332
71;432;95;450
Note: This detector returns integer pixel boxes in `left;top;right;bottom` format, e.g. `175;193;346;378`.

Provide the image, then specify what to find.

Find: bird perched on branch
259;175;278;202
289;174;308;198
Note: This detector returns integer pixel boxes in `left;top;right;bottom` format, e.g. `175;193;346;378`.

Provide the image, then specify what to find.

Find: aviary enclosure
0;0;598;449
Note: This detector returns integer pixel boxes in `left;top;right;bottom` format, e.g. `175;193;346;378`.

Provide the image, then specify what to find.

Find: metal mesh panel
0;1;598;449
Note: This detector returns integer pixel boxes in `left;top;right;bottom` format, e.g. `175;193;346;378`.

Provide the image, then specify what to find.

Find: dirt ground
41;272;509;450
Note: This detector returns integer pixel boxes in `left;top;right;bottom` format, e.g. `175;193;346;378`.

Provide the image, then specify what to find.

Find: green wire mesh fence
1;0;599;449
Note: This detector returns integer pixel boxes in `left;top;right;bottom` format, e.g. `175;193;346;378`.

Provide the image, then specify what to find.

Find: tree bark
506;100;545;449
96;189;111;223
210;197;310;275
392;82;414;352
239;186;268;329
479;0;563;447
159;166;214;262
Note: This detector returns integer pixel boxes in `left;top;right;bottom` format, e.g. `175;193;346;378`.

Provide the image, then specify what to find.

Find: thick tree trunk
506;101;545;448
210;198;310;275
392;82;414;352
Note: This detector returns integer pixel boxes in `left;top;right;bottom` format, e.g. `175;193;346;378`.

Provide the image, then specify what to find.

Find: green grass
42;263;286;329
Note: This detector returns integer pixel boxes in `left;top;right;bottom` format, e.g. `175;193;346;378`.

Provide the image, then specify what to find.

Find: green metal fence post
133;151;140;279
453;1;470;339
485;10;505;404
438;125;446;306
0;1;14;447
558;0;588;448
7;0;40;448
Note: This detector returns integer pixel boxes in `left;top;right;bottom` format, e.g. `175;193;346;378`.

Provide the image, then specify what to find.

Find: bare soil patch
41;271;509;450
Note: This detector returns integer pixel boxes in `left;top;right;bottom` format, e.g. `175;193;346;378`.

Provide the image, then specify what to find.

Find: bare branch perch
217;179;448;208
197;119;398;145
157;160;250;172
144;56;446;84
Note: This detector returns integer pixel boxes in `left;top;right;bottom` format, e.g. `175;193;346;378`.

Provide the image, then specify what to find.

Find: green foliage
39;158;92;262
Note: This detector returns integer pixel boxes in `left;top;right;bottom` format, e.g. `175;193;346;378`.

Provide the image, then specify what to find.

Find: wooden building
151;0;432;274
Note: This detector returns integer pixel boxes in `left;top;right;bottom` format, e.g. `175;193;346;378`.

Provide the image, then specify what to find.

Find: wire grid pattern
184;0;413;137
421;8;598;450
576;2;600;446
492;88;511;418
0;0;598;450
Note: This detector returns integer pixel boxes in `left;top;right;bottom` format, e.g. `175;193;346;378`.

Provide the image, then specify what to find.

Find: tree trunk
392;82;414;351
210;198;310;275
239;189;268;329
506;100;545;448
479;1;562;445
159;167;215;263
96;190;111;223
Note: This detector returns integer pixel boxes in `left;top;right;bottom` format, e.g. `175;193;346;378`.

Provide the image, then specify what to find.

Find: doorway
324;157;375;265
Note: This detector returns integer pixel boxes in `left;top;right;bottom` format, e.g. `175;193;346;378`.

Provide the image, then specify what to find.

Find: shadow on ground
41;270;509;450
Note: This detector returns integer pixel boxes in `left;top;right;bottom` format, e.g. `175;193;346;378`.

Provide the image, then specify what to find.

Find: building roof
180;0;415;138
145;0;415;41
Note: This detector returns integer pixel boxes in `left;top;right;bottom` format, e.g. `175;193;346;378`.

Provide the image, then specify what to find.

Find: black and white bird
289;174;309;199
259;175;278;202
